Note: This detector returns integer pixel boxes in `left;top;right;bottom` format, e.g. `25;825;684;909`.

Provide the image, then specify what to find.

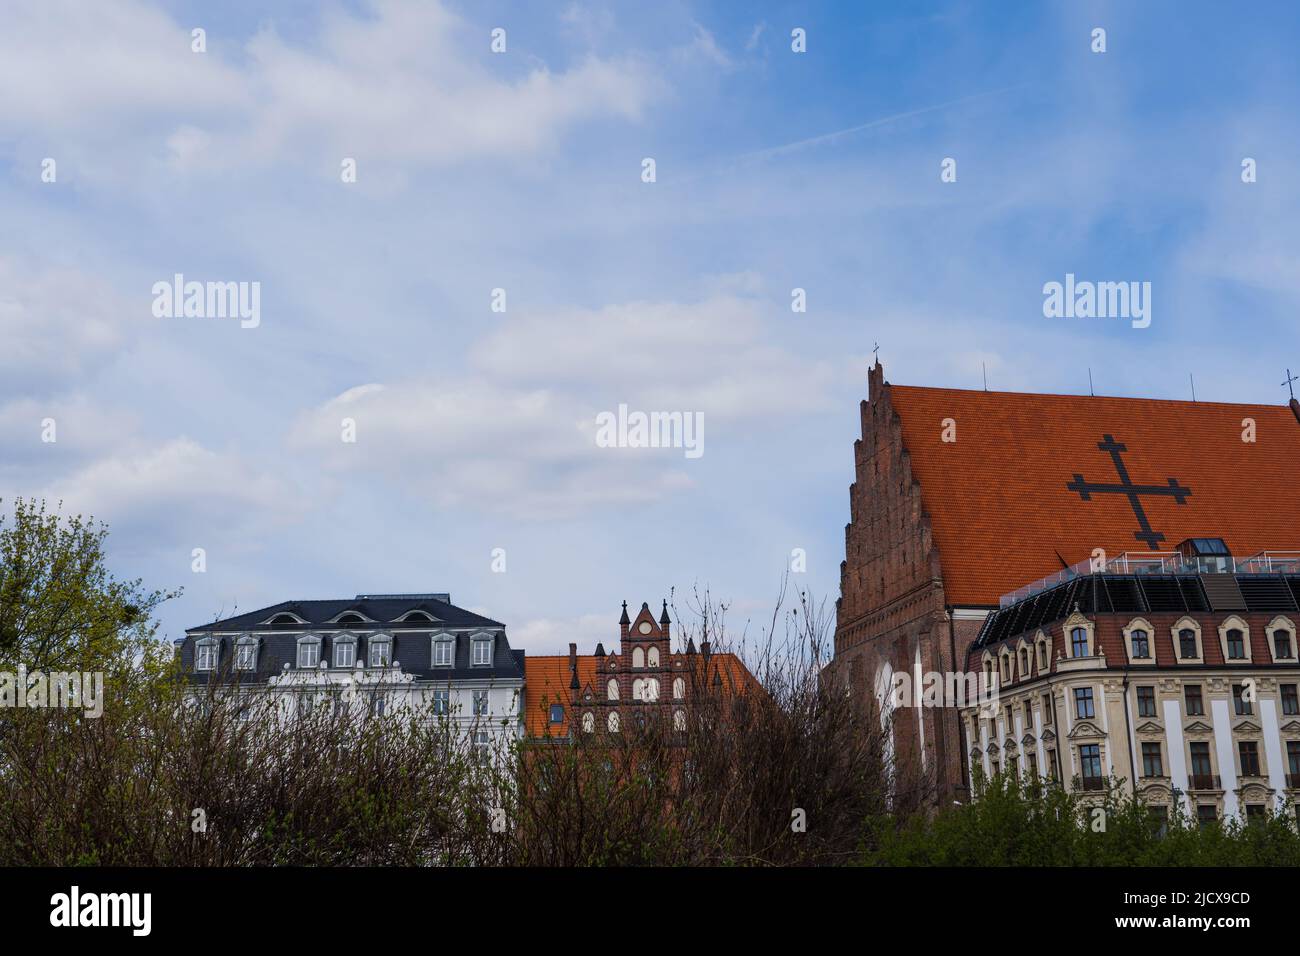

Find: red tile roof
887;385;1300;606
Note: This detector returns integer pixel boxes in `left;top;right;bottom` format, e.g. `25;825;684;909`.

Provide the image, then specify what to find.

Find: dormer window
1180;629;1198;658
549;704;565;725
472;636;493;666
297;636;321;668
369;636;392;668
195;638;219;671
398;610;435;623
337;613;366;626
432;634;454;667
269;613;301;625
1268;618;1297;661
334;636;356;668
1226;629;1246;660
1070;627;1089;658
1130;630;1150;658
235;636;257;671
1218;617;1251;663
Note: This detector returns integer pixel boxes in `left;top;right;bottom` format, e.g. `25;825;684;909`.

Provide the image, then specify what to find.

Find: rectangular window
1197;804;1217;828
1226;630;1246;660
549;703;565;724
1071;627;1089;658
1047;749;1058;780
1008;755;1019;778
298;641;319;669
370;695;385;718
196;643;217;671
1179;629;1199;659
1149;805;1169;838
1276;630;1294;659
1239;740;1261;777
1232;684;1253;716
433;638;453;667
235;643;256;671
432;690;449;716
1141;742;1163;777
1073;686;1095;720
1130;630;1150;659
369;640;390;668
1136;685;1156;717
472;689;488;716
1042;693;1053;726
1289;740;1300;777
334;640;355;668
1023;703;1033;730
1190;741;1213;780
472;638;492;666
1282;684;1299;716
1079;743;1103;786
1185;684;1204;716
1028;752;1038;778
1245;803;1266;823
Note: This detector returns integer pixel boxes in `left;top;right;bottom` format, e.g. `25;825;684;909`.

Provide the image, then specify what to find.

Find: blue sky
3;1;1300;652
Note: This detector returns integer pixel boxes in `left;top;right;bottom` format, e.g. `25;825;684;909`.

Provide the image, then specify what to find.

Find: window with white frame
607;678;619;700
472;689;488;716
632;647;645;668
432;635;454;667
581;712;594;732
235;637;257;671
607;710;620;733
1070;627;1089;658
472;636;493;666
297;636;321;669
432;689;449;716
644;677;660;701
1269;618;1297;661
334;637;356;668
648;646;660;666
673;677;685;699
369;636;391;667
195;639;219;671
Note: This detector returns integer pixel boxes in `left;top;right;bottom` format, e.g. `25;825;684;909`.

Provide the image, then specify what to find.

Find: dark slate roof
187;595;503;632
179;594;520;686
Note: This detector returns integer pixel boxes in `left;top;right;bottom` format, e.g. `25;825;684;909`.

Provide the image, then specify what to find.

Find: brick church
835;362;1300;815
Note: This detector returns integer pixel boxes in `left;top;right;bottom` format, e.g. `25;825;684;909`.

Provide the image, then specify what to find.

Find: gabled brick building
835;362;1300;806
525;601;756;740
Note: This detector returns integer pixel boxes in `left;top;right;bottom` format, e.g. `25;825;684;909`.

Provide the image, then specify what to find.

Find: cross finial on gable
1284;368;1298;401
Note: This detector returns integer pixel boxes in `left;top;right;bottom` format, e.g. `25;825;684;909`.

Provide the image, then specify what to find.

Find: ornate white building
177;593;524;750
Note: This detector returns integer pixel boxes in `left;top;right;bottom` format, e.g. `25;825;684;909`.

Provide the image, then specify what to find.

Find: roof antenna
982;362;988;392
1189;373;1197;402
1087;368;1094;396
1283;368;1298;401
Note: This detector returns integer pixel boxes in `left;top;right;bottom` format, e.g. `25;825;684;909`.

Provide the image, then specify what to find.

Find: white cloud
510;613;613;655
0;0;661;177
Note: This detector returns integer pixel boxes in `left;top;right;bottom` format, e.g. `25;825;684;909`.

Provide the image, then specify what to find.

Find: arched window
1037;640;1049;669
1070;627;1089;658
673;677;685;699
607;711;620;733
1130;629;1150;659
337;613;366;625
334;636;356;668
673;709;686;731
269;613;300;625
1019;648;1029;673
235;636;257;671
1179;628;1199;659
369;636;391;667
632;678;645;700
606;679;619;700
297;636;321;668
644;678;660;701
1274;628;1295;660
582;712;595;733
632;647;645;668
647;646;660;667
1226;629;1246;660
1000;654;1011;682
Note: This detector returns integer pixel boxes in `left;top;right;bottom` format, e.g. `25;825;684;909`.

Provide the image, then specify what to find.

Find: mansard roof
885;380;1300;606
186;594;503;633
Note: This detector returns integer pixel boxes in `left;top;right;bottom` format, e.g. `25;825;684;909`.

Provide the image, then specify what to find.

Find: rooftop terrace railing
998;550;1300;607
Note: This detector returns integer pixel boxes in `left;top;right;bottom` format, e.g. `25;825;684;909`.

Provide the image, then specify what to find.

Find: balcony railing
999;548;1300;607
1187;773;1222;790
1286;773;1300;789
1078;776;1106;792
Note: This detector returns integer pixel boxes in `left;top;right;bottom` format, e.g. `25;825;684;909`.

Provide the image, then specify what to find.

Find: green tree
0;497;178;672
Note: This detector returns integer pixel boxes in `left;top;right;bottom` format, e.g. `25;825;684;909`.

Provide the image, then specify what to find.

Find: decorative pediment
970;748;982;760
1003;739;1019;754
1237;782;1273;798
1134;720;1164;735
1021;733;1036;747
1234;720;1262;734
1183;720;1214;735
1040;727;1056;742
1279;719;1300;734
986;741;1000;754
1067;720;1105;740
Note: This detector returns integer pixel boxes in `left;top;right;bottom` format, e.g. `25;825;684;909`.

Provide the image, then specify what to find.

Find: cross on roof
1284;368;1298;401
1065;434;1193;549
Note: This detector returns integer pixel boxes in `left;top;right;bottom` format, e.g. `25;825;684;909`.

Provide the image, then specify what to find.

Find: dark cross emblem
1066;435;1192;549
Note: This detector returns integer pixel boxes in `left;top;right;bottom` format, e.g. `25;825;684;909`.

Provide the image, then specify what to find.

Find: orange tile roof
887;385;1300;607
523;651;757;738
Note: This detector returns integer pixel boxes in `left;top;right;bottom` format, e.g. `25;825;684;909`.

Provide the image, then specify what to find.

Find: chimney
1291;397;1300;424
569;642;579;691
619;601;630;639
700;639;711;662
